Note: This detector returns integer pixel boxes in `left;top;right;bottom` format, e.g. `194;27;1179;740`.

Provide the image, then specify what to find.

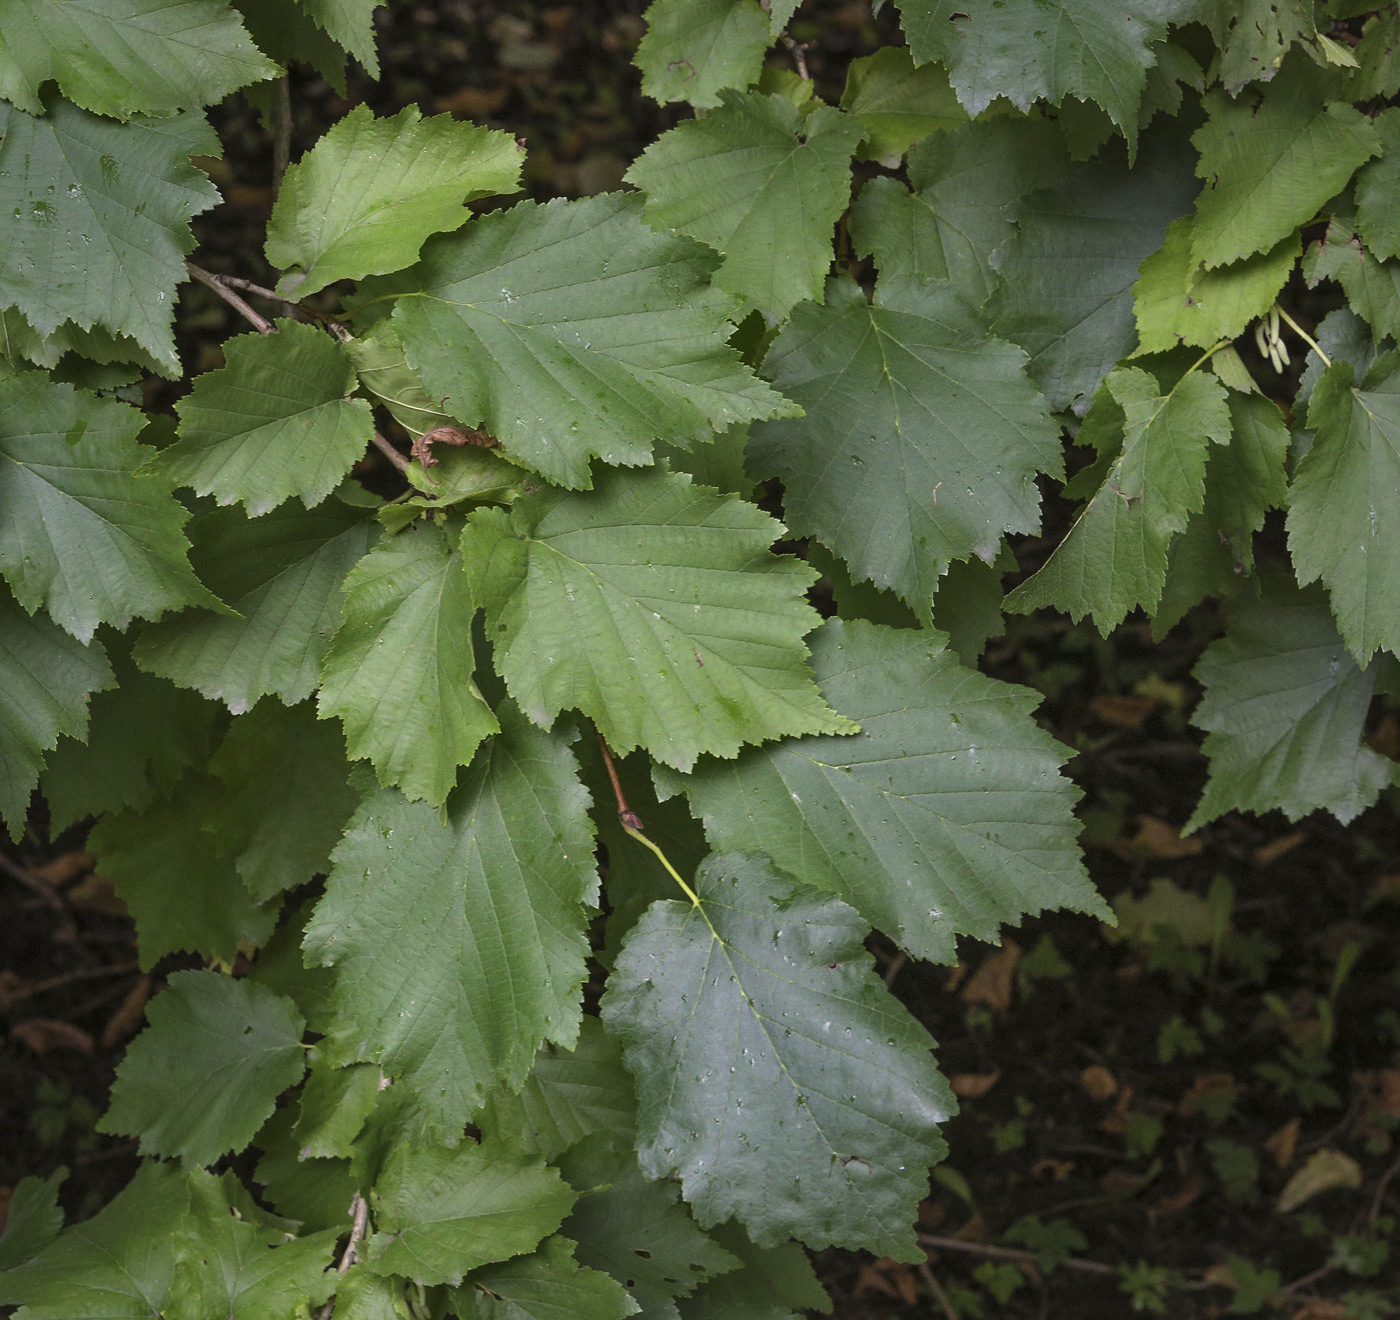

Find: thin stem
186;262;275;334
781;33;811;80
917;1260;959;1320
918;1233;1118;1278
314;1194;371;1317
8;961;140;1002
0;852;68;915
1276;306;1330;367
369;430;410;473
216;273;283;302
621;824;701;906
1185;338;1232;378
271;75;292;197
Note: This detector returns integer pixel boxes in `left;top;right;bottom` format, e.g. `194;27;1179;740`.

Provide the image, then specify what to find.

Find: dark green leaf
840;46;966;161
1201;0;1317;92
452;1235;639;1320
634;0;771;109
679;1221;830;1320
0;1170;65;1272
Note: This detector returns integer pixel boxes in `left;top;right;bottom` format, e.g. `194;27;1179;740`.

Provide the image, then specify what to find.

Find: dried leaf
1081;1064;1118;1101
10;1019;94;1054
1264;1117;1301;1169
28;851;94;887
1276;1148;1363;1214
949;1071;1001;1099
100;976;152;1050
960;940;1021;1011
1089;694;1158;728
1254;831;1308;866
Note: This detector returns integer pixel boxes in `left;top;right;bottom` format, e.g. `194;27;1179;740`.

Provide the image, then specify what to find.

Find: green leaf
363;1138;576;1287
1187;579;1398;828
251;1108;361;1235
679;1221;830;1320
324;1269;414;1320
303;707;597;1127
232;0;351;94
452;1235;639;1320
1189;63;1379;270
0;587;113;835
0;0;275;118
626;92;862;319
294;0;380;75
0;1170;65;1272
479;1017;636;1161
318;522;498;806
896;0;1196;139
1201;0;1316;92
1355;108;1400;263
1209;391;1291;569
390;193;794;489
293;1061;382;1160
1006;366;1231;630
0;373;219;642
602;852;955;1258
751;278;1061;616
849;118;1071;308
462;468;854;772
840;46;967;161
266;105;522;299
87;779;277;968
345;318;457;440
659;619;1102;962
1134;217;1300;352
1303;214;1400;340
154;320;374;515
100;971;305;1166
134;500;373;712
1288;353;1400;662
0;1161;188;1315
559;1137;739;1320
1346;7;1400;101
0;101;220;372
202;699;358;902
634;0;771;109
990;135;1198;411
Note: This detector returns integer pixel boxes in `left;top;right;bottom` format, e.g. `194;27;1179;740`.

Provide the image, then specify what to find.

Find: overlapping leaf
1304;213;1400;341
266;106;522;298
452;1235;639;1320
1355;108;1400;264
0;101;220;372
391;193;795;488
633;0;772;108
303;708;597;1127
750;278;1060;616
626;92;862;318
462;468;854;771
680;1222;829;1320
659;620;1102;962
0;1171;64;1272
294;0;380;74
840;46;966;161
0;0;275;118
604;852;955;1258
1201;0;1317;92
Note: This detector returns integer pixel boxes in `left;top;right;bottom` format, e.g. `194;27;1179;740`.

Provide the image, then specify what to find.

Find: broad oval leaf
634;0;772;109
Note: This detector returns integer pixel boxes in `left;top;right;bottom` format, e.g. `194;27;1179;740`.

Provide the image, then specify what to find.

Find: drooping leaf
1304;212;1400;341
1189;63;1379;270
840;46;967;161
391;193;795;488
1187;579;1398;829
0;587;113;835
266;106;522;298
990;134;1198;411
363;1138;576;1287
0;101;220;372
1288;353;1400;663
603;852;955;1258
633;0;771;109
303;707;597;1127
344;318;457;440
1006;366;1231;630
0;0;275;119
0;373;219;643
293;0;380;74
626;92;862;319
896;0;1197;139
251;1107;361;1236
318;522;498;806
658;619;1102;962
1354;108;1400;264
134;500;373;712
750;277;1061;616
462;468;854;772
1201;0;1317;92
100;971;305;1166
452;1235;639;1320
153;320;374;515
0;1170;65;1272
293;1061;382;1161
231;0;352;94
1346;7;1400;101
679;1221;830;1320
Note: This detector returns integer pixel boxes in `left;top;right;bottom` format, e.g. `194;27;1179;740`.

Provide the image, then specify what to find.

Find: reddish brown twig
186;262;275;334
594;727;643;832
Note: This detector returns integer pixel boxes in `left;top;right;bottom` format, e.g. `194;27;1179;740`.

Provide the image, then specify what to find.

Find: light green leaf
751;278;1061;616
202;698;358;902
990;135;1198;411
1187;579;1398;828
0;1170;65;1272
1007;366;1231;630
559;1137;739;1320
318;522;498;806
679;1221;829;1320
134;500;373;712
452;1235;639;1320
0;101;220;372
462;468;854;772
154;321;374;515
840;46;967;161
293;1061;382;1161
659;619;1102;962
1134;217;1300;352
603;852;955;1258
0;0;275;118
87;777;278;968
1189;63;1379;270
294;0;379;74
266;105;522;298
364;1138;575;1287
1303;213;1400;341
1355;108;1400;263
896;0;1197;138
1200;0;1316;93
345;318;457;439
303;707;597;1127
325;1269;414;1320
1288;353;1400;662
0;373;219;643
100;971;305;1166
392;193;794;488
0;587;112;836
626;92;862;319
634;0;770;109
